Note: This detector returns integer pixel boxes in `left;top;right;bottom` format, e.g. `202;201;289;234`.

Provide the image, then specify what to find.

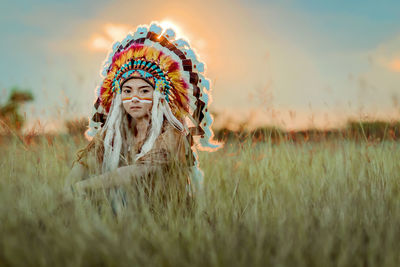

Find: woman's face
121;78;154;119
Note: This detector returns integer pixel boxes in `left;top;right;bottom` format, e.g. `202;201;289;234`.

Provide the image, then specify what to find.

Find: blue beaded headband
111;59;172;102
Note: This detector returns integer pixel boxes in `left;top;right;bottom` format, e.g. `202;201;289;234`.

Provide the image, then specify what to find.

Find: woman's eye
141;89;149;94
123;89;131;93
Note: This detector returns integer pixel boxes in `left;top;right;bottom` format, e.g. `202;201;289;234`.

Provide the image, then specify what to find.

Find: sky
1;0;400;130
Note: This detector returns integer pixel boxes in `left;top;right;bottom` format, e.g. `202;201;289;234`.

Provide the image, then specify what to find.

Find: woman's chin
127;111;146;119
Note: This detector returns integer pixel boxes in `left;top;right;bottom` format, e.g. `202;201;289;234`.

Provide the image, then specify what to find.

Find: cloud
344;34;400;111
90;35;110;51
88;23;131;51
371;35;400;73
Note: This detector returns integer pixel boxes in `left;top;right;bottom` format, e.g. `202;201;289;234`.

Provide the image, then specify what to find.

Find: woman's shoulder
156;121;194;164
158;121;187;149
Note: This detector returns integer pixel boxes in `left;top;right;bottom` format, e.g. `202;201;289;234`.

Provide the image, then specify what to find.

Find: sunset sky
1;0;400;130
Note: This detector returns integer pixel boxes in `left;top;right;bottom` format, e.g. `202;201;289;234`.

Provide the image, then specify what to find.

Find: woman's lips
130;106;141;110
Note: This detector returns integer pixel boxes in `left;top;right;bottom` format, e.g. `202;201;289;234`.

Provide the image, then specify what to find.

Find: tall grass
1;135;400;266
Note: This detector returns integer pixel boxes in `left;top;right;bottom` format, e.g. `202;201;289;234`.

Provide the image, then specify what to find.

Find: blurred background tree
0;87;34;132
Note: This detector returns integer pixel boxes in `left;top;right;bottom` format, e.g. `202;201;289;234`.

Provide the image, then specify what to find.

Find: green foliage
1;135;400;266
0;87;34;132
213;120;400;143
347;120;400;140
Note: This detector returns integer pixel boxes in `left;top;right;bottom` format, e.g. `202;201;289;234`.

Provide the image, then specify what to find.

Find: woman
65;22;219;203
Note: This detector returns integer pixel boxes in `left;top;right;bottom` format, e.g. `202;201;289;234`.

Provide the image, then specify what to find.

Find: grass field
1;134;400;267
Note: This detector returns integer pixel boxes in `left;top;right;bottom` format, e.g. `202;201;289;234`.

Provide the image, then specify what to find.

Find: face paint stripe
122;96;153;103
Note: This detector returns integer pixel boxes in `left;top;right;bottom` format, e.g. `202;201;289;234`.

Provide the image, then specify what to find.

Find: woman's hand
61;183;86;201
71;182;87;197
63;163;88;198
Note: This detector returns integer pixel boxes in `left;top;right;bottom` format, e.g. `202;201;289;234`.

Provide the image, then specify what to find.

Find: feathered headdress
87;22;219;151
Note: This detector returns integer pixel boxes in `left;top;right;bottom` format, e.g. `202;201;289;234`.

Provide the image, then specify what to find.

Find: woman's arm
64;163;87;188
73;164;159;193
61;162;88;201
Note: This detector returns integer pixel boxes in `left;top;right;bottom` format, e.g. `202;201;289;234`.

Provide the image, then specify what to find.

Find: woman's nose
132;97;139;103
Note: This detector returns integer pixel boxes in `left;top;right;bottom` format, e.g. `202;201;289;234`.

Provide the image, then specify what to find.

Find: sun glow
159;20;185;39
89;21;187;52
389;59;400;72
